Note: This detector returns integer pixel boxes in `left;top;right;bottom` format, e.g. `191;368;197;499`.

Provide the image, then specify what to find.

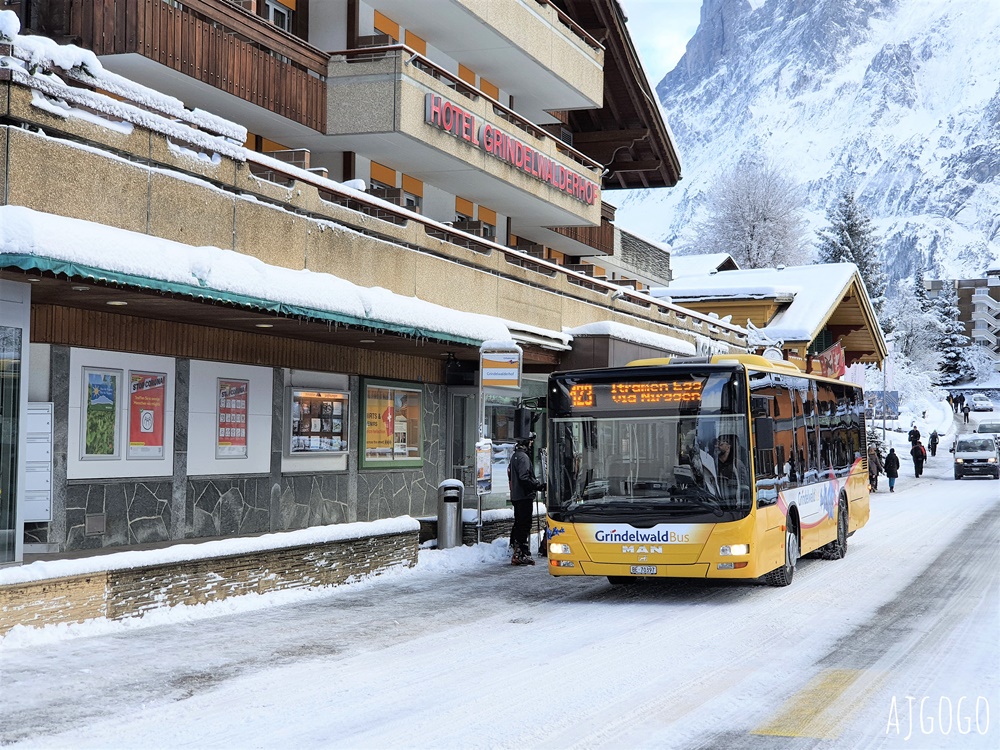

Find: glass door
0;325;22;564
448;391;477;494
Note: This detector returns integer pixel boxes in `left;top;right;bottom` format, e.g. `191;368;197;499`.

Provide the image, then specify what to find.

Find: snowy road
2;425;998;749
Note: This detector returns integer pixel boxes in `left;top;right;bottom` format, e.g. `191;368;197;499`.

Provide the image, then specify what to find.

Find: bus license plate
630;565;657;575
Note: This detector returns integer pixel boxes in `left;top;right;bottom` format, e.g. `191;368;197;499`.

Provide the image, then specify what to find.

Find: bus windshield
548;369;751;522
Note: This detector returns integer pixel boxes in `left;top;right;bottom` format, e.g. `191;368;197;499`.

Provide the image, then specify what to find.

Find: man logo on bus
622;545;663;554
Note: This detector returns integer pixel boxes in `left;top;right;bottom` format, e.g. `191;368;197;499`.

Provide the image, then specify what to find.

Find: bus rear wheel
819;498;849;560
765;522;798;587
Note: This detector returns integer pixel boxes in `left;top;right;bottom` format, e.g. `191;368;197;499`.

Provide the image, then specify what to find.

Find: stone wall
0;529;418;635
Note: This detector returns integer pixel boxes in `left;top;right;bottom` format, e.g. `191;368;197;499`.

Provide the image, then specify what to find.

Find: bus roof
626;354;803;374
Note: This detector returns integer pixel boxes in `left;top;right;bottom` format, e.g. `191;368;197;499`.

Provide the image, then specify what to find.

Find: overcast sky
619;0;704;87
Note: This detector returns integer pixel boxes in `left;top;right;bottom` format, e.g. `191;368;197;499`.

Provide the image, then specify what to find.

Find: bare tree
691;158;809;268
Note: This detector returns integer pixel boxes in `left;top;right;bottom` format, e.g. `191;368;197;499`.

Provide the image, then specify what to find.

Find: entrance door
0;280;30;564
448;391;477;493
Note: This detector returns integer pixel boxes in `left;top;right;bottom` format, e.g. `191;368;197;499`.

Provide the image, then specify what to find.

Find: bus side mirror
755;417;775;451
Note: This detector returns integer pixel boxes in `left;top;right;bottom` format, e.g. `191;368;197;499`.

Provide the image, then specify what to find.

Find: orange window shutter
374;11;400;41
455;197;474;217
478;207;497;225
402;174;424;198
593;266;607;276
548;250;565;263
480;77;499;100
261;137;290;152
458;64;476;85
404;30;426;55
370;161;397;187
281;0;297;10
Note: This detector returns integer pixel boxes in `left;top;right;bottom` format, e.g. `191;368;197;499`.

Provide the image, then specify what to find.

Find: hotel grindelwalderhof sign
425;93;599;206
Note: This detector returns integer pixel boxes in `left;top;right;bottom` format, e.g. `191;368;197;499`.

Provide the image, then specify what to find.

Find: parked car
951;436;1000;480
970;393;994;411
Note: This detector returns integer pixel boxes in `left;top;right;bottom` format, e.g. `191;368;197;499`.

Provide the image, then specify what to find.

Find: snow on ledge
0;205;512;344
0;517;420;586
565;321;698;356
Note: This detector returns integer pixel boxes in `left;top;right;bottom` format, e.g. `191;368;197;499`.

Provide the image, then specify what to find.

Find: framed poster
289;389;350;454
82;368;121;460
217;378;249;458
361;380;423;468
128;371;166;459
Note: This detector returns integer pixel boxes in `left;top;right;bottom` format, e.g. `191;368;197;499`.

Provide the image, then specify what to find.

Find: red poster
128;371;166;459
217;379;249;458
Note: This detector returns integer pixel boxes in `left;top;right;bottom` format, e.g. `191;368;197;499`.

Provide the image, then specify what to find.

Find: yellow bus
545;354;869;586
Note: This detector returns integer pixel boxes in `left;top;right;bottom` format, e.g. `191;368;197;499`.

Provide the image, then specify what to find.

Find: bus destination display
568;380;704;410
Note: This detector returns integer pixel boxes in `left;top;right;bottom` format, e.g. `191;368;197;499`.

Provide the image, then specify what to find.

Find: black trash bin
436;479;464;549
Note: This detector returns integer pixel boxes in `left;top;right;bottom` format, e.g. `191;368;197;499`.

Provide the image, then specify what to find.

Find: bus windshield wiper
669;485;725;517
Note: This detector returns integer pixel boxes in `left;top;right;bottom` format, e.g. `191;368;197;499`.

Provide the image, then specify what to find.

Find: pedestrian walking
867;445;883;491
946;394;954;412
928;430;939;457
507;432;545;566
962;404;971;424
907;424;921;445
910;440;927;477
957;393;966;412
884;448;900;492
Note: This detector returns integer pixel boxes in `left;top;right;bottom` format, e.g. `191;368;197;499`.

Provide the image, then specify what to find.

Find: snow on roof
0;205;514;344
669;253;737;279
1;15;245;142
650;263;861;342
563;321;697;355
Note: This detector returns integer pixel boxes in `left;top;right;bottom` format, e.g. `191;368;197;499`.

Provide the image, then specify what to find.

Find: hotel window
455;197;474;223
265;0;293;32
478;206;497;240
402;174;423;214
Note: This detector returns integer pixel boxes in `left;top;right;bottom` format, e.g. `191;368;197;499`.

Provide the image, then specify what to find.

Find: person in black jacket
907;425;921;445
910;440;927;478
884;448;900;492
508;433;545;566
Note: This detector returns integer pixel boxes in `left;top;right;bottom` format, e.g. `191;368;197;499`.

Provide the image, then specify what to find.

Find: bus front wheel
765;521;798;587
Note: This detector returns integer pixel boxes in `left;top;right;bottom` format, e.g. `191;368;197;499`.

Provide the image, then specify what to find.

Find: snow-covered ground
1;400;997;749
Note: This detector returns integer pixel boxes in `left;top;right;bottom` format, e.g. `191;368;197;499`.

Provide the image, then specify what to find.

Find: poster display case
290;390;349;454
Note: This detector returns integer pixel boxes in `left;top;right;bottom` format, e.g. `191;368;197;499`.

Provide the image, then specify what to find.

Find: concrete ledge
0;528;418;635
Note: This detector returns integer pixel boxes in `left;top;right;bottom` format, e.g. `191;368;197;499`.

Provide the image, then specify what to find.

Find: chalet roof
556;0;683;189
669;253;740;279
650;263;888;364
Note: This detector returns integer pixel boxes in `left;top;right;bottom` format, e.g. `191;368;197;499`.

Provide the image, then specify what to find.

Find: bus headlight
549;543;572;555
955;458;965;463
720;544;749;556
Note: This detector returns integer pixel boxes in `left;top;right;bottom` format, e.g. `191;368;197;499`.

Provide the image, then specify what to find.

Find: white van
951;435;1000;480
977;421;1000;450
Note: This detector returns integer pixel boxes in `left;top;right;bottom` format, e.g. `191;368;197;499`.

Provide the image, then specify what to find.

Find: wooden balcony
68;0;327;131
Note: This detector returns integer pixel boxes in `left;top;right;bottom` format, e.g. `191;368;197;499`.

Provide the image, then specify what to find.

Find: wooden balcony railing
551;217;615;256
69;0;327;131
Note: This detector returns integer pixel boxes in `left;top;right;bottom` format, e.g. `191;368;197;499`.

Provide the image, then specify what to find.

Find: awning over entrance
0;205;510;348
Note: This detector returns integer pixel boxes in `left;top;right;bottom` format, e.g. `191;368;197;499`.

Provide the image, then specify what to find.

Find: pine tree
815;190;886;317
913;266;931;314
934;282;974;385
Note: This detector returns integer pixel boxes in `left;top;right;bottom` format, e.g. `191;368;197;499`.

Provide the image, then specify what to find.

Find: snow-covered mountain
616;0;1000;284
